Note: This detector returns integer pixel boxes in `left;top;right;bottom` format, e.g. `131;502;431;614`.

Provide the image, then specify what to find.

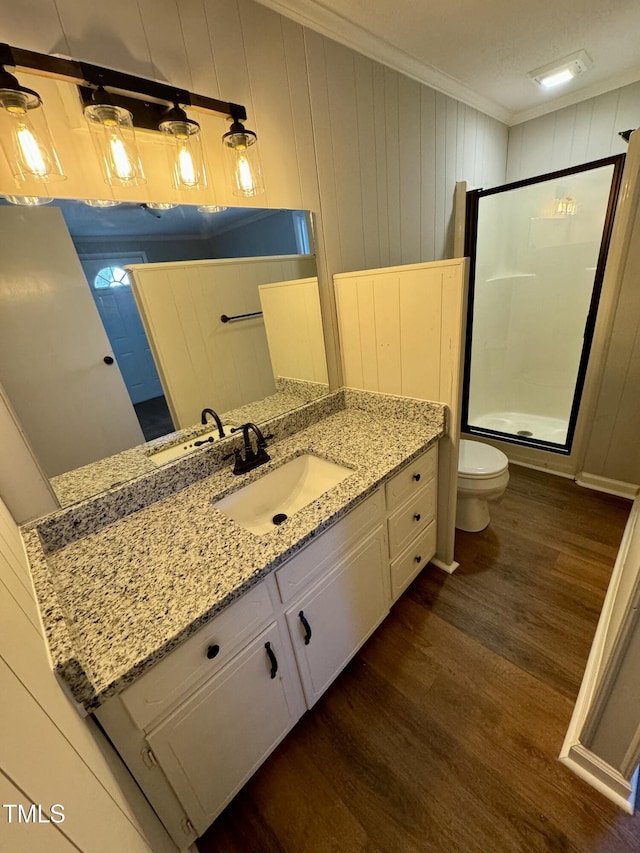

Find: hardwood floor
198;465;640;852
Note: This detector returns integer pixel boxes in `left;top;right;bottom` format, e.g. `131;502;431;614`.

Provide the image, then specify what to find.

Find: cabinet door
146;622;301;835
286;526;389;707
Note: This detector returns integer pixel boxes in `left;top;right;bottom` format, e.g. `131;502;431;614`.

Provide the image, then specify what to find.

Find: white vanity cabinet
94;443;439;850
386;445;438;601
284;525;389;706
145;620;301;836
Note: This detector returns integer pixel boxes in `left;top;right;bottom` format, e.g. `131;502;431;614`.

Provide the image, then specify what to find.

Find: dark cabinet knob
414;555;422;564
414;513;421;522
413;473;421;482
206;644;220;659
103;356;114;365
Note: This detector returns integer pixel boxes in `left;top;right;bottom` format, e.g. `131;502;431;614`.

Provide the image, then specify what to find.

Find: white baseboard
576;473;639;499
559;743;634;813
431;557;459;574
509;459;574;479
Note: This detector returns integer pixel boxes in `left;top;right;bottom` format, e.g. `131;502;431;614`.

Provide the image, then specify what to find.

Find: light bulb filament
178;145;197;187
109;134;134;181
16;123;48;177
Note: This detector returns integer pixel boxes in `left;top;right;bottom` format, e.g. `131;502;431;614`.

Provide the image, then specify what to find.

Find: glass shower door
462;155;624;453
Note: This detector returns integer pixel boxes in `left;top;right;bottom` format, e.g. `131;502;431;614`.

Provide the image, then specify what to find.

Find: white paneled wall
130;255;316;428
507;82;638;182
335;259;468;570
0;498;175;852
259;277;328;384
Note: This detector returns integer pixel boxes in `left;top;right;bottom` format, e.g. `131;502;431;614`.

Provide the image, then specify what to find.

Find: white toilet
456;439;510;532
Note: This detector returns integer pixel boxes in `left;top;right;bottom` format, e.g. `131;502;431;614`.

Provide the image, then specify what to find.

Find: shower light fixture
222;118;263;197
0;65;65;182
529;50;592;90
0;43;263;199
4;193;53;205
159;104;207;190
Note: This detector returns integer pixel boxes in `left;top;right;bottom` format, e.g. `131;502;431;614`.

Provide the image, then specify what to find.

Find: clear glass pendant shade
0;89;65;182
222;124;263;197
159;116;207;191
84;103;146;187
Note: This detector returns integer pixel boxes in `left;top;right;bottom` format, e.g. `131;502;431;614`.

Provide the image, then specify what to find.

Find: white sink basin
213;454;354;535
147;425;237;467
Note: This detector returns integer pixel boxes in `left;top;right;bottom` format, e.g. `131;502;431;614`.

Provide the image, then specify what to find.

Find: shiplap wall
507;83;640;488
0;497;175;852
506;81;638;182
130;254;316;427
259;277;328;384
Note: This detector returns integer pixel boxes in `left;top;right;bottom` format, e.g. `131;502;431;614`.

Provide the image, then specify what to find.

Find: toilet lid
458;439;508;477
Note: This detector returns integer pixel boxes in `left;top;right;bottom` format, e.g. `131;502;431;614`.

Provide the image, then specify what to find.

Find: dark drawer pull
414;513;421;522
414;555;422;564
299;610;312;645
206;643;220;659
265;642;278;678
413;473;421;482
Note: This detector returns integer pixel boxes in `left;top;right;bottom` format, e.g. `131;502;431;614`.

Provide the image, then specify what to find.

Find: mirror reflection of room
0;201;328;506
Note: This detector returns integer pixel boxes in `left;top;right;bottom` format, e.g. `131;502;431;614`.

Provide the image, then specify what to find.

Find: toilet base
455;495;491;532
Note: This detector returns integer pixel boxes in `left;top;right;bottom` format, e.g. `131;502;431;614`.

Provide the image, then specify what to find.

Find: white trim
510;64;640;126
559;746;634;813
576;473;639;499
255;0;640;128
253;0;511;125
430;557;459;574
509;459;575;479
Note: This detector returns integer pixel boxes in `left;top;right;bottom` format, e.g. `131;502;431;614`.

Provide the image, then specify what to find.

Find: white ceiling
257;0;640;126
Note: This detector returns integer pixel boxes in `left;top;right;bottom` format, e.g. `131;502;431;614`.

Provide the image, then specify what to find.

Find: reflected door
0;207;144;477
79;255;163;404
463;155;624;453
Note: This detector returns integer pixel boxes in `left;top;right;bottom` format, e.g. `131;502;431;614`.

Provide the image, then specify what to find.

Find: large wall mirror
0;200;329;507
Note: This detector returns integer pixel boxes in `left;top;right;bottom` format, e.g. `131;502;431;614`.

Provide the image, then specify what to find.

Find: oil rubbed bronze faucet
200;407;225;439
228;422;271;474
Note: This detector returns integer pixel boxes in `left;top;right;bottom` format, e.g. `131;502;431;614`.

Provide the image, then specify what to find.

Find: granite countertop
24;390;446;711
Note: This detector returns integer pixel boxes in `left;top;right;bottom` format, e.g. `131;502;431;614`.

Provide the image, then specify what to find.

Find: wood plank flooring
198;465;640;852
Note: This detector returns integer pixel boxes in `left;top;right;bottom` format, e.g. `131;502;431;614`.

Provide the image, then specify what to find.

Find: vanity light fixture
84;88;145;187
83;198;122;208
529;50;592;90
159;104;207;190
4;193;53;205
0;64;65;182
198;204;227;213
222;117;263;197
0;43;263;198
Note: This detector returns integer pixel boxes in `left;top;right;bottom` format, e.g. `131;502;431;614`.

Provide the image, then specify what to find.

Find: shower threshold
471;411;568;445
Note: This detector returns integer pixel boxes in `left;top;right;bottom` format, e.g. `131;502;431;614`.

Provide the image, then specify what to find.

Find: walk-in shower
462;155;624;454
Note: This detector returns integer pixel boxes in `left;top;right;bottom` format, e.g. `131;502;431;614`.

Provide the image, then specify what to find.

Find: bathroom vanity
23;389;445;850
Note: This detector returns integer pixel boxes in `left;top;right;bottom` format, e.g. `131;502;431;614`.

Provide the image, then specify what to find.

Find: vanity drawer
390;520;436;601
275;488;385;604
120;579;275;731
385;446;437;513
387;479;436;559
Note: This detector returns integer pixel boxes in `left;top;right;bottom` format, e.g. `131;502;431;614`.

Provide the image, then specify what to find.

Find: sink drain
272;513;288;526
517;430;533;437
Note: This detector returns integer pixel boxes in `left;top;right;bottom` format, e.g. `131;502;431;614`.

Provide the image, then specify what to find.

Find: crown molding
257;0;640;129
510;64;640;126
254;0;512;125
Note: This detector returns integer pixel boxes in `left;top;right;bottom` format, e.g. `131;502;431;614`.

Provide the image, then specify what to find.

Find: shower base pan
471;411;569;445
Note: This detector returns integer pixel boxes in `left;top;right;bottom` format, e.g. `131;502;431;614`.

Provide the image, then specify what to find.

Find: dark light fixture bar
0;42;247;122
